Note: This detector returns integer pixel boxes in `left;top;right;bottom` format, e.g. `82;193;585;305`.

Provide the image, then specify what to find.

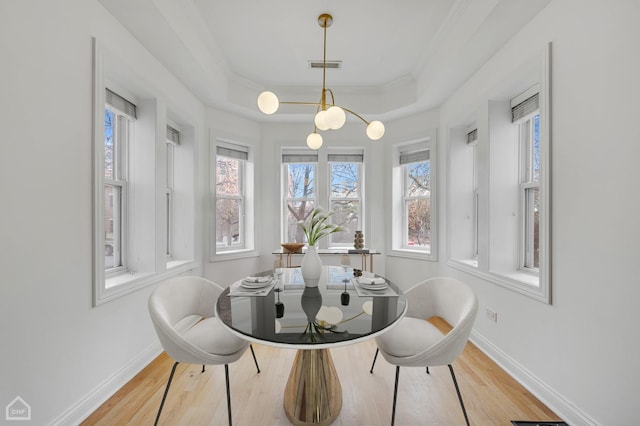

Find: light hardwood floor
83;319;562;425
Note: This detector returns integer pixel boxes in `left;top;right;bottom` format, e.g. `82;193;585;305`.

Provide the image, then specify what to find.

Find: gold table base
283;349;342;425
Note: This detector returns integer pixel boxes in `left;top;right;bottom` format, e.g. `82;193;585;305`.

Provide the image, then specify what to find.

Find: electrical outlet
486;308;498;323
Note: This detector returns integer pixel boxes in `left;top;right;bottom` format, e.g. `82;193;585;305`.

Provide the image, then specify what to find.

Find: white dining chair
148;276;260;426
370;276;478;426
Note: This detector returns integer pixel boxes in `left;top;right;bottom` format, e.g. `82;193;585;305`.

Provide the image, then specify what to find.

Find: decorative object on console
281;242;304;253
354;230;364;249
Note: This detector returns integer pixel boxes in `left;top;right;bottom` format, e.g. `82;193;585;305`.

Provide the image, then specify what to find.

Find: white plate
241;279;272;289
359;283;388;291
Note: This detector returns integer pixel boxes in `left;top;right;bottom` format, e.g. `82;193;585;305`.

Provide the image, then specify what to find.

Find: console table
272;248;381;272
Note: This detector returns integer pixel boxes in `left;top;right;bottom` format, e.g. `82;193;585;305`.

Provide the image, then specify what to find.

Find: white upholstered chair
148;276;260;426
370;277;478;426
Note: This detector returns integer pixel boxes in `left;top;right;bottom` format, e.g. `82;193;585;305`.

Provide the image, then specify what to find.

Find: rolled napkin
358;277;386;285
244;276;271;283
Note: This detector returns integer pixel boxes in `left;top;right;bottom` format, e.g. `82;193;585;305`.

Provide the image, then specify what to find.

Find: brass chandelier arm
257;13;385;147
278;101;372;126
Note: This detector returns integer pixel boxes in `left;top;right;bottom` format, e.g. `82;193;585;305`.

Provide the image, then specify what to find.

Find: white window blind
399;148;429;165
282;151;318;163
467;129;478;144
511;93;540;122
328;152;364;162
217;145;248;160
105;88;137;119
166;125;180;145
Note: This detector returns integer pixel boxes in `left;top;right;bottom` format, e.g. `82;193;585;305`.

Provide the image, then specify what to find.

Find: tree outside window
215;150;245;250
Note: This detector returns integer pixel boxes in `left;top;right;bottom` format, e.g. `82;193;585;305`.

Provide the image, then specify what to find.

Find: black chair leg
426;366;430;374
154;361;179;426
448;364;470;426
370;348;379;373
391;366;400;426
202;365;205;373
225;364;232;426
249;344;260;373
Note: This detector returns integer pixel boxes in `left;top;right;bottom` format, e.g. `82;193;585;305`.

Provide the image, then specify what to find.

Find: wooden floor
83;320;562;426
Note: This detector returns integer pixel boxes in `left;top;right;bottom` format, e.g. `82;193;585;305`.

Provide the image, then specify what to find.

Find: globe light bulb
326;106;346;130
306;132;323;150
366;120;385;140
314;110;330;131
257;91;279;114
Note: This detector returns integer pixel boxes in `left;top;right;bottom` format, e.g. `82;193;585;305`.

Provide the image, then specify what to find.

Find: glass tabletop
216;266;407;349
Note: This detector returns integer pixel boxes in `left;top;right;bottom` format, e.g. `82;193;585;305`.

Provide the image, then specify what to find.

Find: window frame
390;136;437;260
165;135;175;260
518;113;540;272
327;152;364;248
281;148;366;249
282;151;318;245
211;139;256;259
104;108;131;277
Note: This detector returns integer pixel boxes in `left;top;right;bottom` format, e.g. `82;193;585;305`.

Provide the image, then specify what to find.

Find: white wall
432;1;639;424
0;1;207;424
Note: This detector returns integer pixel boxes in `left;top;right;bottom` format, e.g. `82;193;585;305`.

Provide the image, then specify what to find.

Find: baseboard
469;331;599;426
49;341;162;426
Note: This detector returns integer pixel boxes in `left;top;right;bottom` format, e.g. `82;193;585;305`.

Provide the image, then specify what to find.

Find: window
93;40;198;306
402;148;431;249
328;153;363;247
282;149;365;248
282;151;317;244
391;139;436;258
165;125;179;259
215;144;249;251
517;106;540;270
469;129;479;260
446;54;551;304
104;89;135;274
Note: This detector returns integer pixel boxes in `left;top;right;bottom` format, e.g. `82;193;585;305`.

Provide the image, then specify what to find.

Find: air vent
308;60;342;69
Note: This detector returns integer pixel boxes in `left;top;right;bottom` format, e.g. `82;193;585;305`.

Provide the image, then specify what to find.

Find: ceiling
98;0;551;122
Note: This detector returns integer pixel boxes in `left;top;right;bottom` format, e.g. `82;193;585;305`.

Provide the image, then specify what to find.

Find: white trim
49;341;162;426
470;331;599;426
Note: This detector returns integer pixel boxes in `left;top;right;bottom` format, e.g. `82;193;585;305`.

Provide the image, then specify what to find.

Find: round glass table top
215;266;407;349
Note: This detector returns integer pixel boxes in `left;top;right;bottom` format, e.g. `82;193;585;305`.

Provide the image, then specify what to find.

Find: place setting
229;275;276;296
352;273;397;297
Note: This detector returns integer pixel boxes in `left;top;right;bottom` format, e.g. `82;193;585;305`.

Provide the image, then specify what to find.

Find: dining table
215;265;407;426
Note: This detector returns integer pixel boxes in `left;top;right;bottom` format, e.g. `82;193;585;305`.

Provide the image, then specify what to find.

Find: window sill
211;249;259;262
388;248;437;261
448;259;548;303
95;261;198;306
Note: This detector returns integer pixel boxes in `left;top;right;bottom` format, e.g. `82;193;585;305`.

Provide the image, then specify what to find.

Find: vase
301;245;322;287
300;286;323;322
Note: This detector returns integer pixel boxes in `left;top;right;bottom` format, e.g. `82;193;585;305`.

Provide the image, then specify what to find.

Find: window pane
104;184;121;269
287;164;315;198
166;192;171;257
525;186;540;268
285;200;315;243
406;198;430;247
216;198;241;247
406;161;430;196
330;200;359;243
330;162;360;198
216;156;241;196
104;109;114;179
533;114;540;183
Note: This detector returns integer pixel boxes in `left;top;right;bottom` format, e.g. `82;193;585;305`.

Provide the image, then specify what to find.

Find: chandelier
257;13;385;150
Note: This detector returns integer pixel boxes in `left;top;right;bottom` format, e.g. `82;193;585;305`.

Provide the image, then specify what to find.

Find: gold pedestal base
284;349;342;426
